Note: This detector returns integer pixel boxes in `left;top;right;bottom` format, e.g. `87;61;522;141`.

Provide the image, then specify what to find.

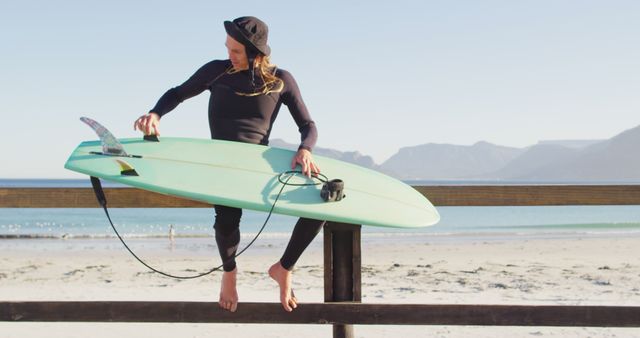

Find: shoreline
3;226;640;239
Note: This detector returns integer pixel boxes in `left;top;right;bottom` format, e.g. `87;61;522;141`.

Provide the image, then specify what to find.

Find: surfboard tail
80;117;141;176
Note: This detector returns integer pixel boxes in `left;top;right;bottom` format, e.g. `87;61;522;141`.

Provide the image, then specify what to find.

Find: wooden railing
1;185;640;338
2;185;640;207
3;302;639;326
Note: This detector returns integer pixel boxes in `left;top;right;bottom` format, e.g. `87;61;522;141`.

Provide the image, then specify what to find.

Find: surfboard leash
89;171;327;280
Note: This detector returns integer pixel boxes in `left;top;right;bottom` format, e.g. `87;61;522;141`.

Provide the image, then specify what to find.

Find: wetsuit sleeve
279;70;318;152
150;60;225;118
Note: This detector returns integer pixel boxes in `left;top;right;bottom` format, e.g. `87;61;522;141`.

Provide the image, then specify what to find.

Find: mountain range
271;124;640;182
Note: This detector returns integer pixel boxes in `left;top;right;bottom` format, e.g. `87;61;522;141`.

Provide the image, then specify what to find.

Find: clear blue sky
1;0;639;178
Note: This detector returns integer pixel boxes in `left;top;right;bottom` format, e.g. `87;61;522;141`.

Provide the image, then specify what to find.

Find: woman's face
225;35;248;70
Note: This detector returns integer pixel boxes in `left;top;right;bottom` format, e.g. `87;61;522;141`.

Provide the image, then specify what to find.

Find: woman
134;16;325;313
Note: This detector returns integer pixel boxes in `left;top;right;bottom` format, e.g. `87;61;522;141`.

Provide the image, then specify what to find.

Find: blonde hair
230;55;284;96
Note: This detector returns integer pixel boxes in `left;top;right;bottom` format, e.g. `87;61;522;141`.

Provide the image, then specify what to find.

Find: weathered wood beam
324;223;362;338
2;185;640;208
417;185;640;206
1;302;639;327
0;188;210;208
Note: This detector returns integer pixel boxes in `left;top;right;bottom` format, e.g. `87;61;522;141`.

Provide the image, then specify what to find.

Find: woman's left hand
291;148;320;177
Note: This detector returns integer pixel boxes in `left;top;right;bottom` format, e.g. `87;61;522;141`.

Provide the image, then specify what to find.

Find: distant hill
477;144;582;180
535;139;602;149
520;125;640;181
269;139;378;169
378;141;524;180
270;124;640;182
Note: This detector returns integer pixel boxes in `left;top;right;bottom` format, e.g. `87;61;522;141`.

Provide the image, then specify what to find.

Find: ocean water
2;179;640;242
2;206;640;239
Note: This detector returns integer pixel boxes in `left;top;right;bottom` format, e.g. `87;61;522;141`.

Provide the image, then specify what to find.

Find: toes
281;294;293;312
282;291;297;312
219;300;238;312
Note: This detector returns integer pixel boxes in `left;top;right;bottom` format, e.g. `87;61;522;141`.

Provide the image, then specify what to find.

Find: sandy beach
1;235;639;337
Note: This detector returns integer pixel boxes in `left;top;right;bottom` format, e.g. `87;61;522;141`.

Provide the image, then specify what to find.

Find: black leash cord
90;170;323;280
278;170;328;186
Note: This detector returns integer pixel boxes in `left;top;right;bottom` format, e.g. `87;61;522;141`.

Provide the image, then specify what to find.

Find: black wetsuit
151;59;325;272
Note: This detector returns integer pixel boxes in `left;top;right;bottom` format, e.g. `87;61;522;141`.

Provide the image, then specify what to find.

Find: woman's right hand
134;112;161;136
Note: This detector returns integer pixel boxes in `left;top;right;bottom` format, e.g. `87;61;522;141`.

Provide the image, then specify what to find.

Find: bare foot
268;262;297;312
219;268;238;312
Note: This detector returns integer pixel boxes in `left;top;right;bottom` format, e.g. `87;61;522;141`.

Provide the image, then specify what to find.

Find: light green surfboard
64;119;439;228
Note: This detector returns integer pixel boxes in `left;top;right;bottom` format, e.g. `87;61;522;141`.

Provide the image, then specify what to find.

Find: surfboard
64;118;439;228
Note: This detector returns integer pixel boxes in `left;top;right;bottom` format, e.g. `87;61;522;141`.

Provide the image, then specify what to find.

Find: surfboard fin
80;117;129;157
115;159;139;176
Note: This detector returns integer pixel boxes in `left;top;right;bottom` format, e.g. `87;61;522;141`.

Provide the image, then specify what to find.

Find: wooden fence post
324;222;362;338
